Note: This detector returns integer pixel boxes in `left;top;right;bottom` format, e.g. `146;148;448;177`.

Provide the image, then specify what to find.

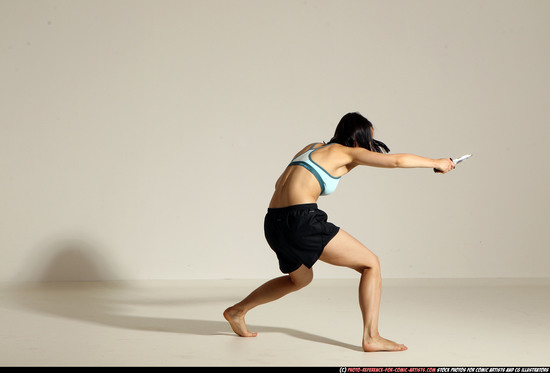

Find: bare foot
223;306;258;337
363;336;408;352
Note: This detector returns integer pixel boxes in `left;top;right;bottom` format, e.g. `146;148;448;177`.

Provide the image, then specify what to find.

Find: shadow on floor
8;241;362;352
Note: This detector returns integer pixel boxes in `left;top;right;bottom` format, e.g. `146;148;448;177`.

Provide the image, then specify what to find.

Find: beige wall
2;0;549;281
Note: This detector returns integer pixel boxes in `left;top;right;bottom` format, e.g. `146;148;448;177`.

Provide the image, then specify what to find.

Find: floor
0;278;549;367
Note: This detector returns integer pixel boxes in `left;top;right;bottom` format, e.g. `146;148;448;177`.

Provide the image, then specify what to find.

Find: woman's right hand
435;158;455;173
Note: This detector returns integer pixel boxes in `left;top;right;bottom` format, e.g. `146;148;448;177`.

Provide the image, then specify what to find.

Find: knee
290;267;313;289
357;254;381;274
373;254;381;270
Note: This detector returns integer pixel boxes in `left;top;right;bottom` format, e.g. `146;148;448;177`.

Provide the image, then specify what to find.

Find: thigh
289;264;314;288
319;229;380;272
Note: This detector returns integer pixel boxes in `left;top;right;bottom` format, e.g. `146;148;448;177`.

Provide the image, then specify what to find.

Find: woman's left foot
223;306;258;337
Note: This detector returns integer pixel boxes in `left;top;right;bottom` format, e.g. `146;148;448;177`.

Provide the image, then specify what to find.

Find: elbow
392;154;404;168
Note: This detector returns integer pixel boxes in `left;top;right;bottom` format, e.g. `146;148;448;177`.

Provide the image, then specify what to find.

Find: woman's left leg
319;229;407;352
224;264;313;337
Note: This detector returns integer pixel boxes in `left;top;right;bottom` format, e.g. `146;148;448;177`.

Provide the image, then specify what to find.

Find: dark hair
327;112;390;153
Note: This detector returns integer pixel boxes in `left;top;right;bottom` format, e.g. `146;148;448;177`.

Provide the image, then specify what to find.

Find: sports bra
288;143;341;196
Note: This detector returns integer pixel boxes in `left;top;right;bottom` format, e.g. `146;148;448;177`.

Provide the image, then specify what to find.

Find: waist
267;203;318;215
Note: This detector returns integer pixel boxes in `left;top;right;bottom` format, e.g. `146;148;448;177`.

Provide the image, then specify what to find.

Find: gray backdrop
2;0;549;281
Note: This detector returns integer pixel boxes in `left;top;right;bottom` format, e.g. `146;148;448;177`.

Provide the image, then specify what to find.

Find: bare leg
224;264;313;337
319;229;407;352
359;265;406;351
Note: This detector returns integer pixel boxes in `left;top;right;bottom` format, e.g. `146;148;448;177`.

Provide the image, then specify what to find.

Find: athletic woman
224;112;455;352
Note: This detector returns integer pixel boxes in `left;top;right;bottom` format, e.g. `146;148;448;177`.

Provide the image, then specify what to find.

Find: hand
434;158;455;173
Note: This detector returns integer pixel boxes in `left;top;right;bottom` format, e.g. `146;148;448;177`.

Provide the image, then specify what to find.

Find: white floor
1;278;549;367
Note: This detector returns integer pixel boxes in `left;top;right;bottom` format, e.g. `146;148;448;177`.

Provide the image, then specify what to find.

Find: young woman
224;112;455;352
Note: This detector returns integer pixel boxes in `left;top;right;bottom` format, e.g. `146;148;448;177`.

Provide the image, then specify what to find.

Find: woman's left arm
345;147;455;173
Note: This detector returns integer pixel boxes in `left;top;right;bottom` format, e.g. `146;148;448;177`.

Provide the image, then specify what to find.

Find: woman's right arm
345;147;455;173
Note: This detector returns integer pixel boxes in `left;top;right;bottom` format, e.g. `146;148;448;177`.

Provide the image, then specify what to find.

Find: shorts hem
281;262;303;274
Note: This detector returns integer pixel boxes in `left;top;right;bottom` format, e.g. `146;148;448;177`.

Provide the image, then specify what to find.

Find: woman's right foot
223;306;258;337
362;336;407;352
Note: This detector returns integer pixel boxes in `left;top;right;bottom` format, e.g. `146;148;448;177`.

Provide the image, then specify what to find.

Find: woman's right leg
224;264;313;337
319;229;407;352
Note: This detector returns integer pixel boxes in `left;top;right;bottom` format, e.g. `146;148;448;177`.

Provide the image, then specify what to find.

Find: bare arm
345;147;455;173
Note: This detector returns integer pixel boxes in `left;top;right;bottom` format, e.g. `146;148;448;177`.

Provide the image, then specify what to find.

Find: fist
435;158;455;173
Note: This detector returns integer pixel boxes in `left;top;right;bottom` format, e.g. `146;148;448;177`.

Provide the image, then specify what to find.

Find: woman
224;112;455;352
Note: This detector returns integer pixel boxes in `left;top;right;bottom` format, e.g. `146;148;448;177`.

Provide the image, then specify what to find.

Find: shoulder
291;142;320;159
330;144;389;167
325;142;354;157
326;143;356;164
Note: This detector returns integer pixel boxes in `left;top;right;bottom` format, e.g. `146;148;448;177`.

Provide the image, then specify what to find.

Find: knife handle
433;158;453;173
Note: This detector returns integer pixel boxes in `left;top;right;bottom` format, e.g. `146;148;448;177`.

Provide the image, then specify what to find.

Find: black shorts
264;203;340;273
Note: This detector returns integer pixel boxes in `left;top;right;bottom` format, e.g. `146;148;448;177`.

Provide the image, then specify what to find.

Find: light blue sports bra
289;143;341;196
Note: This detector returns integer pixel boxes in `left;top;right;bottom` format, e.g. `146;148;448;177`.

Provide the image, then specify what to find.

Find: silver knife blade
452;154;472;164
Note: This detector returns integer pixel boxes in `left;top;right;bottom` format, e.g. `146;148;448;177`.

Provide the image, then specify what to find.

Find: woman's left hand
434;158;455;173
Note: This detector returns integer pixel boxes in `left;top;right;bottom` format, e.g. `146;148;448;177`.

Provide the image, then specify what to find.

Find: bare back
268;143;356;208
